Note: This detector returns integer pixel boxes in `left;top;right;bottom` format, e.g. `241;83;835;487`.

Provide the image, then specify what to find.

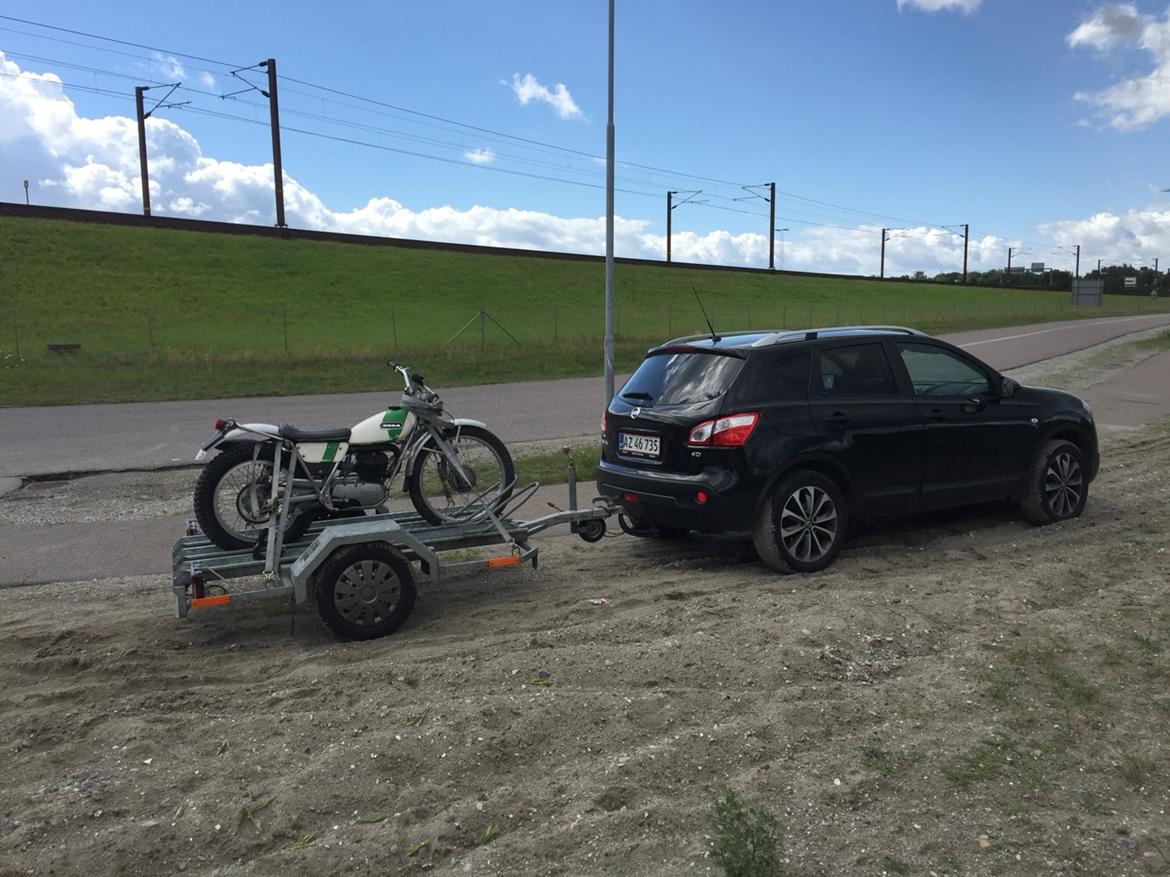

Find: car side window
816;343;898;395
733;353;810;404
897;343;991;397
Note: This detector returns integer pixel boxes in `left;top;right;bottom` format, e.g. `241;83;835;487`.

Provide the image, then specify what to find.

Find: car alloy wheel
780;485;839;564
1044;451;1083;519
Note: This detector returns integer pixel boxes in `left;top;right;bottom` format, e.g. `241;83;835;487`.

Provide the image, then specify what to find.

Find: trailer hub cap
334;559;401;627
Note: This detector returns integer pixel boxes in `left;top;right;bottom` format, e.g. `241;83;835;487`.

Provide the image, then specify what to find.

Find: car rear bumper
596;459;756;532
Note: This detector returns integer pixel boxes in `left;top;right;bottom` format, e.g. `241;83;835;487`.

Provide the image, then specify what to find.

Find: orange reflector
191;594;231;608
488;555;520;569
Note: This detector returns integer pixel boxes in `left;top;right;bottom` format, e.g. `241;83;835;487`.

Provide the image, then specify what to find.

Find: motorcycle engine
330;451;391;506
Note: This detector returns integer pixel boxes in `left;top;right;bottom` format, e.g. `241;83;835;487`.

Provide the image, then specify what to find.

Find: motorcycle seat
279;424;352;442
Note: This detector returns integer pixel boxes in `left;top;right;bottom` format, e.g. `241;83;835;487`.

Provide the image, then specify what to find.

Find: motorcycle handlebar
387;360;438;400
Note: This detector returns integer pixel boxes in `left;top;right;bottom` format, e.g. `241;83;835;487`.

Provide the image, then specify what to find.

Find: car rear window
619;350;745;406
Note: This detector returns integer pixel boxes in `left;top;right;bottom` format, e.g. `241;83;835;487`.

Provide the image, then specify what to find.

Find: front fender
402;420;488;478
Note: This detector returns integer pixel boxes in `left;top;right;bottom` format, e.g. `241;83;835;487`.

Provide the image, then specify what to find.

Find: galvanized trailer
171;466;612;640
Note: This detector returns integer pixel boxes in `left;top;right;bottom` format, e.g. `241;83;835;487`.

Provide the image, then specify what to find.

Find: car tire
1020;439;1088;525
752;471;848;573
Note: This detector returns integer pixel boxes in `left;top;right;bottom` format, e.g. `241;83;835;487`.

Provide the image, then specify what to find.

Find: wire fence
4;295;1167;363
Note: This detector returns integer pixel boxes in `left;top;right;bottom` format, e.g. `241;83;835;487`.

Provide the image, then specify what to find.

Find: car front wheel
1020;439;1088;525
752;471;848;573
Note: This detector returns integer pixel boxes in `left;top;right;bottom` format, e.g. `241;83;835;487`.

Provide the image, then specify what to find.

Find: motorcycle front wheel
406;426;515;525
193;443;315;550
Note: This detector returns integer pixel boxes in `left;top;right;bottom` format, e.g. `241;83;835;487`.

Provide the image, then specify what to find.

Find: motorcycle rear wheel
193;443;314;550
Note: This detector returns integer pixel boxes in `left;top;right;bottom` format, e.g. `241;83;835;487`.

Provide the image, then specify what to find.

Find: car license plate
618;432;660;458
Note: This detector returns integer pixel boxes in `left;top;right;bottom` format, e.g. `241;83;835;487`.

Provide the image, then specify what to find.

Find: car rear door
808;340;924;515
892;340;1037;508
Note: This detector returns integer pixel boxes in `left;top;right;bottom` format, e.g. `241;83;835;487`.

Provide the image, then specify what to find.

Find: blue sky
1;0;1169;276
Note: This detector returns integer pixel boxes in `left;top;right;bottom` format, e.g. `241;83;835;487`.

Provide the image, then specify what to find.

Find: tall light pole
777;228;789;270
603;0;616;406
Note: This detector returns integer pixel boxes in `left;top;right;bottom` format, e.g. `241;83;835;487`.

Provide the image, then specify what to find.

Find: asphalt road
2;313;1169;479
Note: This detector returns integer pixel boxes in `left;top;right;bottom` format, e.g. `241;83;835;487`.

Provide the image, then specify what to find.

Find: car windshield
619;350;744;406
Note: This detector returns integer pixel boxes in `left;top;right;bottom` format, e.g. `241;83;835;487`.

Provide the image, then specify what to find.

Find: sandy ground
3;345;1170;875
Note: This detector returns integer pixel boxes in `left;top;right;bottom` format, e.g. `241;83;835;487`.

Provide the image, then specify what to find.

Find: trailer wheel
314;543;417;641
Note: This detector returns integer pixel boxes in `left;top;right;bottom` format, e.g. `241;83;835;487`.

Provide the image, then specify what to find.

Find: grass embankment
1;217;1167;405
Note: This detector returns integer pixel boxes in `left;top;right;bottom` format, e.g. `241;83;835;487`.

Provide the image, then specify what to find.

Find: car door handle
823;412;850;426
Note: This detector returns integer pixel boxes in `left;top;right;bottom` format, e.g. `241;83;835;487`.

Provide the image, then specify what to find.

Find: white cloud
462;147;496;166
198;71;218;91
896;0;981;13
150;52;186;82
509;73;584;121
1067;3;1148;51
1039;207;1170;264
1069;5;1170;129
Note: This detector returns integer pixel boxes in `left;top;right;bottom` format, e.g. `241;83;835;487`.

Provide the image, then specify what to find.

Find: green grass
708;787;782;877
1136;330;1170;350
2;216;1167;405
513;445;599;486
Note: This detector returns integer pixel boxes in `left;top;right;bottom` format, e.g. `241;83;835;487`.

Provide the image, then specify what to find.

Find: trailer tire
314;543;416;641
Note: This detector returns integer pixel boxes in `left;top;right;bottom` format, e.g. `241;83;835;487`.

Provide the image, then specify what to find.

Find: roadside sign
1125;277;1137;288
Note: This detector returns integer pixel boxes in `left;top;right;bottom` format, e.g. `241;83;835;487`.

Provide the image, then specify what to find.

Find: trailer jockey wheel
577;518;606;543
313;542;417;641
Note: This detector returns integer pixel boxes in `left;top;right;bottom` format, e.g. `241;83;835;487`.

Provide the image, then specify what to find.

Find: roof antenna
691;285;720;343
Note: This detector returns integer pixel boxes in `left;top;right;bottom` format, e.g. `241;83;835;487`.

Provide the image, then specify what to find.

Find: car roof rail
764;325;925;344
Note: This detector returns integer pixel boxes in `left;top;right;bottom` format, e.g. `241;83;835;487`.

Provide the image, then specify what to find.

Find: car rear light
622;492;640;504
687;412;759;447
214;417;227;431
694;490;708;505
601;410;607;434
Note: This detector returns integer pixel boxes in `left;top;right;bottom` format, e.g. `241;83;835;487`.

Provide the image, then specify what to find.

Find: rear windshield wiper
621;391;654;401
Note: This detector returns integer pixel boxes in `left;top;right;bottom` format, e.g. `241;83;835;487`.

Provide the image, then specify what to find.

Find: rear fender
195;423;279;461
756;453;856;517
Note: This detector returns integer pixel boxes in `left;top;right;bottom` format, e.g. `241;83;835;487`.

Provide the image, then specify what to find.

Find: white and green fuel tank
350;406;416;446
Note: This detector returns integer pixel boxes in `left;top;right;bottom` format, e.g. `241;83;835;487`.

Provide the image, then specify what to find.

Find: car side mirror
1000;377;1018;399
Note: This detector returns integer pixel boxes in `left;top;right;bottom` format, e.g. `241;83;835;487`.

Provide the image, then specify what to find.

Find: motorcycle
192;362;515;550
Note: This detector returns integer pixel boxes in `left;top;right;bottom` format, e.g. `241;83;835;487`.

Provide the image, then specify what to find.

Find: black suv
598;326;1098;573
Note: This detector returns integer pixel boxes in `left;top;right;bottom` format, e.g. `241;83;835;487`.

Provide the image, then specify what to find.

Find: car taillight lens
214;417;227;431
687;412;759;447
601;410;607;434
